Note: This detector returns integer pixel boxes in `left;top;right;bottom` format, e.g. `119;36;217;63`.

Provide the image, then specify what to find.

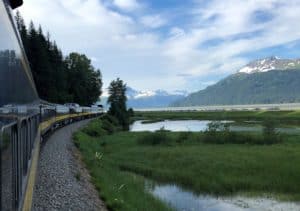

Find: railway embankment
32;120;107;211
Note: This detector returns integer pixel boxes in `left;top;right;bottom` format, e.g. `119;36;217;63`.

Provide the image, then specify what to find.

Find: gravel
32;120;107;211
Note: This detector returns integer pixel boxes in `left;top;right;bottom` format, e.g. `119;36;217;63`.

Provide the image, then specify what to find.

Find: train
0;103;103;211
0;0;104;210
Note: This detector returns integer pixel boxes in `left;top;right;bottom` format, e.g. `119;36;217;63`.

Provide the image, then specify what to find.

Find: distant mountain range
172;57;300;106
238;56;300;74
101;87;188;109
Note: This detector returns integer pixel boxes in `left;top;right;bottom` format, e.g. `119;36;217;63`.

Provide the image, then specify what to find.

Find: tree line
15;12;102;106
16;12;133;130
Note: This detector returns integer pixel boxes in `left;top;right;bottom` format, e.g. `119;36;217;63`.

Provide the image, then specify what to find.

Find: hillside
173;57;300;106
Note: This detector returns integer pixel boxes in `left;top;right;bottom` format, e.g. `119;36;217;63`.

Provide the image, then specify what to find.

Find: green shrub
102;119;116;134
82;119;107;137
100;141;107;147
203;121;224;143
102;114;119;126
202;121;281;145
82;115;123;137
176;132;192;144
137;127;173;146
262;120;282;144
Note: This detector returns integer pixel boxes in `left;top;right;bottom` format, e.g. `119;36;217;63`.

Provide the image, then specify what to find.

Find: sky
18;0;300;93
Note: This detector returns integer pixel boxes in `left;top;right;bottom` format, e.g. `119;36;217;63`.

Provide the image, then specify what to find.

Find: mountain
172;57;300;106
101;87;188;109
238;56;300;74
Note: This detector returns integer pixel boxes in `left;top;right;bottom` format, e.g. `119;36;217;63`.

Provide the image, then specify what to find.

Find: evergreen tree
15;11;28;50
15;12;102;105
27;22;53;100
108;78;129;130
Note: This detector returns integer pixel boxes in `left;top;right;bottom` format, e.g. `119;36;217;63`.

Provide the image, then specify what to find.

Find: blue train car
0;1;40;210
0;2;102;210
0;0;38;107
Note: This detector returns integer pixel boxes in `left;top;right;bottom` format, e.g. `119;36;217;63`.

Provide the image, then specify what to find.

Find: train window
0;0;38;106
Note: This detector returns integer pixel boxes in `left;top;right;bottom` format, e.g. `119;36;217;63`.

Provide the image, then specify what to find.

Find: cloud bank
19;0;300;92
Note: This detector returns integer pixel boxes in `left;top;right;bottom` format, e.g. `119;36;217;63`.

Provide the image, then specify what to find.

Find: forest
15;12;102;106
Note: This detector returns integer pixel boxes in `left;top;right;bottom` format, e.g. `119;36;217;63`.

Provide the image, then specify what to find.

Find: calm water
130;120;232;132
146;182;300;211
130;120;300;210
130;120;300;134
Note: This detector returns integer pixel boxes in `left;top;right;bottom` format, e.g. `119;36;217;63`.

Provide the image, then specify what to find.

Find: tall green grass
81;114;120;137
133;110;300;122
136;121;282;146
137;127;173;146
74;117;300;211
74;116;170;211
74;131;171;211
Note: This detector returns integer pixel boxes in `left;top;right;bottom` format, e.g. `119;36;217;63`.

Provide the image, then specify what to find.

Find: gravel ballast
32;120;107;211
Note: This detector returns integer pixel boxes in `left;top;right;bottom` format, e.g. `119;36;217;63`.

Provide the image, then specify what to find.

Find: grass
74;117;171;211
136;120;282;145
118;133;300;200
137;130;282;146
74;131;171;211
133;110;300;122
74;118;300;211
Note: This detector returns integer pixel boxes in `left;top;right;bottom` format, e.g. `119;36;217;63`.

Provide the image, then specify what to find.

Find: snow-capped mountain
238;56;300;74
173;56;300;106
126;87;156;99
102;87;188;108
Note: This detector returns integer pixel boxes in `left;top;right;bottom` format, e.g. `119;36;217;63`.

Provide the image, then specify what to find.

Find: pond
130;120;300;134
146;182;300;211
130;120;232;132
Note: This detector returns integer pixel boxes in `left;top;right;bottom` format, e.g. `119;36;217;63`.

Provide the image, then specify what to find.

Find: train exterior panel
0;1;104;210
0;0;39;107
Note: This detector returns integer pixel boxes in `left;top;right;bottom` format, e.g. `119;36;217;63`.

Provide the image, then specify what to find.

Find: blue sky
19;0;300;92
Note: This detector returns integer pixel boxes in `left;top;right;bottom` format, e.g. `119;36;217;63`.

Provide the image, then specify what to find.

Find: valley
74;110;300;211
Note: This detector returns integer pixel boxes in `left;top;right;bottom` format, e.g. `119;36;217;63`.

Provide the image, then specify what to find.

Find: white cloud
17;0;300;92
161;0;300;78
140;14;167;28
112;0;141;11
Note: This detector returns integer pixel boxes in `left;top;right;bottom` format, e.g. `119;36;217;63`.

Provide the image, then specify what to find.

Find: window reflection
0;0;38;107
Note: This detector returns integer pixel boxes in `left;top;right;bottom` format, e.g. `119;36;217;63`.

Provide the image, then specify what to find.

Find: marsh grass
202;121;282;145
133;110;300;122
136;121;282;146
74;116;300;210
137;127;173;146
176;131;192;144
75;129;300;204
74;131;171;211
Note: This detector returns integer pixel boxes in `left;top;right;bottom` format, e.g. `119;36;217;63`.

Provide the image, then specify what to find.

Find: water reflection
146;182;300;211
0;0;38;106
130;120;232;132
130;120;300;134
